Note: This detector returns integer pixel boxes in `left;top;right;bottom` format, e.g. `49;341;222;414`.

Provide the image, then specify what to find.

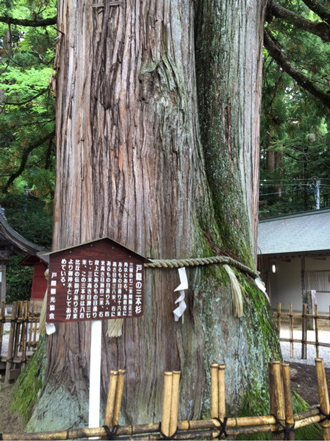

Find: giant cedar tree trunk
25;0;280;430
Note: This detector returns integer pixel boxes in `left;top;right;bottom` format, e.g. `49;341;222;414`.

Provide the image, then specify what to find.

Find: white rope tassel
224;264;243;318
173;267;188;323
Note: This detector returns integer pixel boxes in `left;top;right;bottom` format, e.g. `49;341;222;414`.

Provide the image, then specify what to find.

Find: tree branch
301;0;330;24
0;15;57;27
268;0;330;42
264;29;330;111
4;88;49;106
2;130;56;194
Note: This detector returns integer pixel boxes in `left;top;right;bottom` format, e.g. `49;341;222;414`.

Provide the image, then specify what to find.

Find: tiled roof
0;210;46;255
258;209;330;256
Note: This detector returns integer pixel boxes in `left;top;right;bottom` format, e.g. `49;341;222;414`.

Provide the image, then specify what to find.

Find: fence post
269;361;285;440
282;363;295;440
315;304;319;359
0;301;5;355
301;303;308;360
289;303;294;359
4;302;18;386
316;358;330;440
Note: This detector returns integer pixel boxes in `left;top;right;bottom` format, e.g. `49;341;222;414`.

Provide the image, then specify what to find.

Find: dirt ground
0;363;328;435
0;382;24;434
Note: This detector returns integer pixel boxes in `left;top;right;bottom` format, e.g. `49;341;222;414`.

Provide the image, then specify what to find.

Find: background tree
261;0;330;216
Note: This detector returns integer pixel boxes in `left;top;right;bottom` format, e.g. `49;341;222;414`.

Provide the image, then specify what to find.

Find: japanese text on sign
47;258;143;323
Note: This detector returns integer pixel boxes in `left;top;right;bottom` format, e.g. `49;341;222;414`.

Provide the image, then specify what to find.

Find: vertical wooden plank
4;302;18;386
13;301;22;361
27;302;34;351
316;358;330;440
277;302;281;333
315;304;319;359
289;303;294;359
0;301;5;355
301;303;307;360
21;301;29;367
282;363;295;440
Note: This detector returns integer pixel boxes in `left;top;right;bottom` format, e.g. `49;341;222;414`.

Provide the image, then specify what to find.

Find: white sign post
89;320;102;428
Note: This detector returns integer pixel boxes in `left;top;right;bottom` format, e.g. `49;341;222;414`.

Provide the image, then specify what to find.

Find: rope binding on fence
103;424;120;440
213;417;228;439
271;414;295;440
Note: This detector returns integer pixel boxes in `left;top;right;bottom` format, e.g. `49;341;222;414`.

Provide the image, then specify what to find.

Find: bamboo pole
210;363;219;418
161;372;173;437
301;303;307;360
316;358;330;440
289;303;294;359
269;361;285;440
169;371;181;436
0;411;326;440
13;301;22;359
4;302;18;386
218;365;226;420
282;363;295;440
104;370;118;427
112;369;126;426
315;304;319;359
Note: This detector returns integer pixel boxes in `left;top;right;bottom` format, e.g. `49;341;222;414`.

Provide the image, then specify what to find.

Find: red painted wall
31;262;48;300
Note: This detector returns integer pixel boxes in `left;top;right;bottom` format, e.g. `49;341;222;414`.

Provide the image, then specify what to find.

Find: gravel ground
280;328;330;368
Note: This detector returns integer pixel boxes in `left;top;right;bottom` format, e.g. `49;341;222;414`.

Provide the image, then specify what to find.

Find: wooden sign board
46;238;147;323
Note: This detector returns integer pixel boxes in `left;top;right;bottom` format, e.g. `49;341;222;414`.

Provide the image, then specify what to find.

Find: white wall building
258;209;330;313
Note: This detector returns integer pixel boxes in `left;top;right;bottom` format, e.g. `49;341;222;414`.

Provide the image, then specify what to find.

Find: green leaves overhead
261;0;330;217
0;0;56;200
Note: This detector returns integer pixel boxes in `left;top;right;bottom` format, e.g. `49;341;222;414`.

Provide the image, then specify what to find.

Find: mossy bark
21;0;281;431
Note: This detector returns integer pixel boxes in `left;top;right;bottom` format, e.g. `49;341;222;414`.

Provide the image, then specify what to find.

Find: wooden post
282;363;295;440
269;361;285;440
104;370;118;427
21;301;28;367
315;305;319;359
316;358;330;440
0;301;5;355
211;363;219;418
218;365;226;420
112;369;125;426
301;303;307;360
161;372;173;437
169;371;181;436
277;303;281;332
4;302;18;386
289;303;294;359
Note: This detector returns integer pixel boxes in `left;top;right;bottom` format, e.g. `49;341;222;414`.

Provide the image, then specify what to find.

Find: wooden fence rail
0;301;41;385
274;302;330;360
1;359;330;440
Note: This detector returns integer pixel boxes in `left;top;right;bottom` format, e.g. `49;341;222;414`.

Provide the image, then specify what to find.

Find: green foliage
1;194;52;248
261;0;330;218
0;0;56;198
6;254;33;302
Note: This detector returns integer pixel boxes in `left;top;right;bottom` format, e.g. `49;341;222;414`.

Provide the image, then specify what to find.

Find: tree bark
25;0;280;430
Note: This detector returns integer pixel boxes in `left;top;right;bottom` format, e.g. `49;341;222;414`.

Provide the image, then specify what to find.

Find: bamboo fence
2;359;330;440
274;302;330;360
0;301;41;385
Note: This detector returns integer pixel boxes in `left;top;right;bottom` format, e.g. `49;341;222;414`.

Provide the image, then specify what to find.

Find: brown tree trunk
25;0;280;431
